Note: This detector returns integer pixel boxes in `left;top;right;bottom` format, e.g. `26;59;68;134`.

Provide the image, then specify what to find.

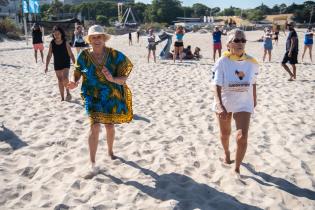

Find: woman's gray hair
226;29;246;44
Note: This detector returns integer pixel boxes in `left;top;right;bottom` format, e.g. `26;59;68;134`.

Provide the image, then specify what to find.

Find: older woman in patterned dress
67;25;133;174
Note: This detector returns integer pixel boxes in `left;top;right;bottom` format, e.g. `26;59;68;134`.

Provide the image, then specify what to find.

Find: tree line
34;0;315;25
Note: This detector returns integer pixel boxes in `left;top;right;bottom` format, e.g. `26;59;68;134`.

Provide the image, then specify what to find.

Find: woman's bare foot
108;152;117;160
235;167;240;174
224;151;233;164
65;93;72;101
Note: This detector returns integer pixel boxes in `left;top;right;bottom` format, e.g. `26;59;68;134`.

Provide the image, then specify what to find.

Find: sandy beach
0;30;314;209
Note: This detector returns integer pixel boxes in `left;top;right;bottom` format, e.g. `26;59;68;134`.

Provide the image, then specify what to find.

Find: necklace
91;49;106;66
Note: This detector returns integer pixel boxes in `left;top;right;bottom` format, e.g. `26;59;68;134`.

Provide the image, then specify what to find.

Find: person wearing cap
212;29;259;175
66;25;133;175
32;23;44;63
262;27;273;62
212;26;227;62
147;28;156;63
302;27;313;62
281;22;299;81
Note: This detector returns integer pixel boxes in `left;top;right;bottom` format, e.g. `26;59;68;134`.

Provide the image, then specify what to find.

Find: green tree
192;3;209;17
146;0;182;24
247;9;265;21
96;15;109;26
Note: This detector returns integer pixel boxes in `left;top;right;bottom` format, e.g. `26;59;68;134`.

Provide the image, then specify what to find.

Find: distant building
0;0;19;19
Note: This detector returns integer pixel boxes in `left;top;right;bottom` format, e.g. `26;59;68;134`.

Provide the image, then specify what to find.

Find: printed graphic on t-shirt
227;69;250;92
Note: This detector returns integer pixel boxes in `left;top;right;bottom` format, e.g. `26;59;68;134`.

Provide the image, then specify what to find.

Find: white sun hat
84;25;111;44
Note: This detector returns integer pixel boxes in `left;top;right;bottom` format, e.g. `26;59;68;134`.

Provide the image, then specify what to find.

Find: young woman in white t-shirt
212;29;259;175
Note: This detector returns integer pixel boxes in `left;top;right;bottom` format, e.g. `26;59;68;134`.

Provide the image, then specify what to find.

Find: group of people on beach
31;21;313;177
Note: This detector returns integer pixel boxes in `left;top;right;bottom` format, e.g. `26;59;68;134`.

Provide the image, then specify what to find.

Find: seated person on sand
194;47;201;59
183;45;194;59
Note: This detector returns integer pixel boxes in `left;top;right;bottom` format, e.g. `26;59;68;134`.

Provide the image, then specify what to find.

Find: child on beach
32;23;44;63
45;26;75;101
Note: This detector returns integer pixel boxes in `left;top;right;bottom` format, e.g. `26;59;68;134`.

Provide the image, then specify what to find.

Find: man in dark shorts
281;22;298;81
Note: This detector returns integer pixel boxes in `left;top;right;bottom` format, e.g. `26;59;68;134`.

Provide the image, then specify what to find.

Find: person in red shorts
212;26;227;62
32;23;44;63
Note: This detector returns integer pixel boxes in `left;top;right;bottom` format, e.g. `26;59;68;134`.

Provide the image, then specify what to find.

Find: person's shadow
100;157;262;210
0;123;28;150
242;163;315;200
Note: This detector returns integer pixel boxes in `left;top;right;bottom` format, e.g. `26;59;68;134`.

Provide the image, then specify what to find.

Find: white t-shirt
212;52;259;113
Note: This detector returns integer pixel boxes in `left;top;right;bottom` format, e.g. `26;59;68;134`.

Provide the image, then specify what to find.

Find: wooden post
23;14;28;46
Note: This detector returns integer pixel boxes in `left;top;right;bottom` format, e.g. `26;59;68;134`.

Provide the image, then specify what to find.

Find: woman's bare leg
263;49;267;62
268;50;272;62
153;50;156;63
179;46;184;62
88;123;100;164
55;71;65;101
34;50;38;63
105;124;115;159
302;45;307;62
216;113;232;164
40;50;44;63
173;47;178;63
233;112;251;174
309;45;313;62
62;68;71;100
147;50;151;63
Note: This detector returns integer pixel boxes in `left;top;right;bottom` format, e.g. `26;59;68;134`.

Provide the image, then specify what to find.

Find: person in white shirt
212;29;259;175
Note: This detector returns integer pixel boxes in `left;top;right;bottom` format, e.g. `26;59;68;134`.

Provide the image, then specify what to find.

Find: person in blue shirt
302;27;313;62
212;26;226;61
173;25;185;62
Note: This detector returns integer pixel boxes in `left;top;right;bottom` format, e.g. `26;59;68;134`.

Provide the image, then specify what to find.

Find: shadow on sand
0;123;28;150
133;114;150;123
242;163;315;200
99;157;262;210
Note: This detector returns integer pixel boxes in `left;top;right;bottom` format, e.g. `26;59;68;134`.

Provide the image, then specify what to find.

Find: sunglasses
232;38;247;43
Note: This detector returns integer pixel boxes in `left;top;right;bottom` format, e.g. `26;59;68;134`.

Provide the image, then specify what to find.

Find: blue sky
135;0;306;9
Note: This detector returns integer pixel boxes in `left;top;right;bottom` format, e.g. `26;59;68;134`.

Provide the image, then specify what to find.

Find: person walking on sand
173;25;185;62
66;25;133;176
32;23;44;63
136;29;140;43
281;22;299;81
212;26;227;62
147;29;156;63
262;27;273;62
129;32;132;46
45;26;75;101
73;25;86;54
212;29;259;176
302;27;313;62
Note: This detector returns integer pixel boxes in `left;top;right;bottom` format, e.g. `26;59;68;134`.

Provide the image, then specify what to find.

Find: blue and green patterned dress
74;47;133;124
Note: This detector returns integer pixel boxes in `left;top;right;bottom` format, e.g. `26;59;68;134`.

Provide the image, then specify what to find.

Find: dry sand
0;29;314;209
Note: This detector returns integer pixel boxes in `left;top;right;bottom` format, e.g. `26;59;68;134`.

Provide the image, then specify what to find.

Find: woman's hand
217;104;228;120
66;81;78;90
102;67;115;83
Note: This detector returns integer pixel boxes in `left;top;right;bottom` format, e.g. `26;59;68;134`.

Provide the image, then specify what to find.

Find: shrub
6;32;22;40
0;18;19;34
